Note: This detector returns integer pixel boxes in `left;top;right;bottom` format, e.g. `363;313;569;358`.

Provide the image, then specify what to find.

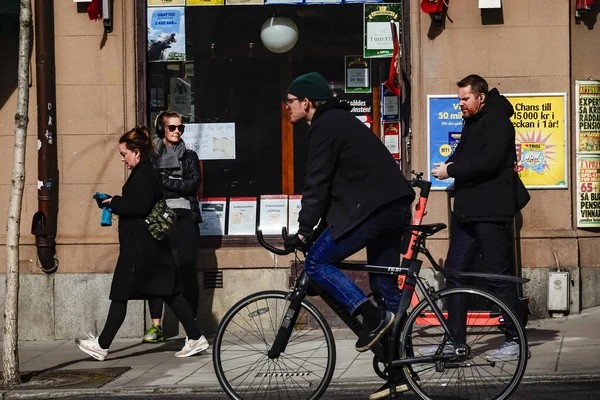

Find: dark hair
154;110;181;138
457;74;489;96
119;125;155;161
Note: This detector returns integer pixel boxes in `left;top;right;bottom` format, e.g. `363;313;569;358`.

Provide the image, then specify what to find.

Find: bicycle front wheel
399;287;528;400
213;290;336;400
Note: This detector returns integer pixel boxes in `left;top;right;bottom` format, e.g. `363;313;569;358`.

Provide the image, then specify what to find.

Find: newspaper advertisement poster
507;93;567;188
184;123;236;160
576;80;600;153
288;195;302;234
198;197;226;236
227;197;257;235
147;7;185;62
259;195;288;235
363;4;401;58
577;154;600;228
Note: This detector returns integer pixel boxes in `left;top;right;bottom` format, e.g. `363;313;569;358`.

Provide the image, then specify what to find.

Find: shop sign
147;6;186;61
381;84;399;121
199;198;227;235
332;86;374;130
383;121;400;159
427;93;568;190
576;154;600;228
345;55;371;94
507;93;567;189
259;195;288;235
228;197;257;235
187;0;224;5
363;3;401;58
575;80;600;153
148;0;185;6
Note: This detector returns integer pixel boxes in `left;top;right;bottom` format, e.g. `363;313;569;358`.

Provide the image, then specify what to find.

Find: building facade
0;0;599;340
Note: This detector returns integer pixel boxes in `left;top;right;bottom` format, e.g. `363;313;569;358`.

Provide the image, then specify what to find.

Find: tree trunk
3;0;33;387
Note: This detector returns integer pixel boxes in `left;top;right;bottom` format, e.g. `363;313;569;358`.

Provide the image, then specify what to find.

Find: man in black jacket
283;72;415;356
432;74;526;361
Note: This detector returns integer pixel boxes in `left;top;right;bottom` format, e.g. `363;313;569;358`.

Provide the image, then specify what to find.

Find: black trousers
148;209;200;320
99;295;201;349
444;220;525;343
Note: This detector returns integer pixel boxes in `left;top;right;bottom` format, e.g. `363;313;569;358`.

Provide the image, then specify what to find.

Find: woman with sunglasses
141;110;203;345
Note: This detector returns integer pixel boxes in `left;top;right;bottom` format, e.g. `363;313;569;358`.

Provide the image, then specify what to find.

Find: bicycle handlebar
256;227;294;256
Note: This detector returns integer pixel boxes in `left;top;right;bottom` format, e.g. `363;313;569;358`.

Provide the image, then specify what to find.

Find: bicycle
212;177;530;400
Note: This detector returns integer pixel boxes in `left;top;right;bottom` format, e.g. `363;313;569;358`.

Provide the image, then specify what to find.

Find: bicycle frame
405;175;503;326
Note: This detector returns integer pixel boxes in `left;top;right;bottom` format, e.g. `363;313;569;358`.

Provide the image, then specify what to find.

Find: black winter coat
447;88;517;222
298;100;415;240
155;149;202;223
109;160;180;300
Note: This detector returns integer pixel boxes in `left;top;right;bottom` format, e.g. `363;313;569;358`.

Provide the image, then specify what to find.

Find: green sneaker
142;324;165;343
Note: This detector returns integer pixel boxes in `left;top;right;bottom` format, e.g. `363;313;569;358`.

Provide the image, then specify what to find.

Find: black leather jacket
153;149;202;223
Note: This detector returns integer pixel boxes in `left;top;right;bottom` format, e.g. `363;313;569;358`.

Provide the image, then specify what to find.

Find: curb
2;373;600;399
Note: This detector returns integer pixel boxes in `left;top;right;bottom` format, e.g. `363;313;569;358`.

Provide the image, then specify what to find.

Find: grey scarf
153;136;186;178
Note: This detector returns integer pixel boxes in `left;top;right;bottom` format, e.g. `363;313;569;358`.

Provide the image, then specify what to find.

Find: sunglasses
165;124;185;133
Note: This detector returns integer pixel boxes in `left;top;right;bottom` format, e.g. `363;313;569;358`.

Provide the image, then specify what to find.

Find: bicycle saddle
404;223;447;235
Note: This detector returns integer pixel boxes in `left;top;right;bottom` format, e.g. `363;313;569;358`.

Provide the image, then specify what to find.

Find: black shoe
356;311;395;352
369;379;409;400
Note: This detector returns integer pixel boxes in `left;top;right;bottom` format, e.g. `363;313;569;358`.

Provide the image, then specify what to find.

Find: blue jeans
303;198;412;315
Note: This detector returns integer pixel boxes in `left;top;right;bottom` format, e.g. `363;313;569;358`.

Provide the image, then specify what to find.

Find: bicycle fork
267;272;311;359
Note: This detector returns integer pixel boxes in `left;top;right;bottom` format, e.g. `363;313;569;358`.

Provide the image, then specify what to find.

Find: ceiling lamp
260;16;298;54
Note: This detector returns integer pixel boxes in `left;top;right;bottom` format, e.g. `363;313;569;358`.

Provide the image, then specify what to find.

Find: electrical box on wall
547;272;570;316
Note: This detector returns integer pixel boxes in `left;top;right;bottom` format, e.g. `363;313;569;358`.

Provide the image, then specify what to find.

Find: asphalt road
54;379;600;400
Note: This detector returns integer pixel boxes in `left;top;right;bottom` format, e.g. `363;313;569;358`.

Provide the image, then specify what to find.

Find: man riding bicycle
283;72;415;397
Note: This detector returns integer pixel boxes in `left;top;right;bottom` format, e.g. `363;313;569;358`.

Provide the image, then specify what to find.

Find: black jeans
444;220;524;343
99;295;201;349
149;209;200;320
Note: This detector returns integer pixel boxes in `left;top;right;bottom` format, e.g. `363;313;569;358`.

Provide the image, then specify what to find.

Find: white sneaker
486;341;530;362
175;335;209;358
75;332;108;361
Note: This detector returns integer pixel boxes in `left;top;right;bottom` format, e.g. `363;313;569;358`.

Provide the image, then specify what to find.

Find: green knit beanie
287;72;332;101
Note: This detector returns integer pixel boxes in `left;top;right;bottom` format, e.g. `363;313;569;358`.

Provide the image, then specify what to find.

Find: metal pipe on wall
30;0;58;274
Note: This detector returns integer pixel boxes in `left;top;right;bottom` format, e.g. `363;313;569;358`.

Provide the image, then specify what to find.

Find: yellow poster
507;94;567;188
187;0;224;5
148;0;185;5
576;81;600;153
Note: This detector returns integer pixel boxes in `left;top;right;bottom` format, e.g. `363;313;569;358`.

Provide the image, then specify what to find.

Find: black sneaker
356;311;395;352
369;380;409;400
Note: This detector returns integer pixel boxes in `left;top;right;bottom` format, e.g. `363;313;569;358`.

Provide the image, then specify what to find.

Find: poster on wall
331;84;374;130
345;56;371;93
199;197;226;235
427;93;568;190
226;0;263;4
575;80;600;153
576;154;600;228
148;0;185;5
227;197;257;235
383;121;400;159
507;93;567;189
259;195;288;235
363;3;401;58
427;95;463;190
187;0;225;5
147;7;186;62
184;123;236;160
288;195;302;234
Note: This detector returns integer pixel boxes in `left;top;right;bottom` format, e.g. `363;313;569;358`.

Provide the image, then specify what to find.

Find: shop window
145;3;392;237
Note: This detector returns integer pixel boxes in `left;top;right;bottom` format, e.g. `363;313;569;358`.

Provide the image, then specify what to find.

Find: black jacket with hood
446;88;517;222
298;100;415;240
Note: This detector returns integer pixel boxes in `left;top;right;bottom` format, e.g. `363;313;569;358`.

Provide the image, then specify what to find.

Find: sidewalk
2;306;600;398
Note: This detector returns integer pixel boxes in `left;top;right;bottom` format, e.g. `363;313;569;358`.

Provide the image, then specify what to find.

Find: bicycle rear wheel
399;287;528;400
213;290;336;400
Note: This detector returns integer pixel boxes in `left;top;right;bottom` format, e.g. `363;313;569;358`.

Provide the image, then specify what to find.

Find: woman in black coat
75;126;208;361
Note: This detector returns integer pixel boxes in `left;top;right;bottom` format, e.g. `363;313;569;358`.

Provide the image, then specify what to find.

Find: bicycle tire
399;286;528;400
213;290;336;400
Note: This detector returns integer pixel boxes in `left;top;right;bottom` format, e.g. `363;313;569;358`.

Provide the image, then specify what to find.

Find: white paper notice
385;134;399;154
227;197;257;235
199;198;226;236
258;195;288;235
288;195;302;234
170;77;192;115
479;0;501;8
184;123;236;160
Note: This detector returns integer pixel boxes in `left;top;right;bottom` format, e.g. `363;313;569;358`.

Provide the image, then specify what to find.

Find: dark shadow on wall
0;15;19;114
580;1;600;29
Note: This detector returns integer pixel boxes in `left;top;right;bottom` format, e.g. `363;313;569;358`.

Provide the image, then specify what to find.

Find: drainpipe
30;0;58;274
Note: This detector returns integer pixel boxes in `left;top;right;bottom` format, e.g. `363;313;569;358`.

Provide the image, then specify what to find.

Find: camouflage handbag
142;199;176;240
